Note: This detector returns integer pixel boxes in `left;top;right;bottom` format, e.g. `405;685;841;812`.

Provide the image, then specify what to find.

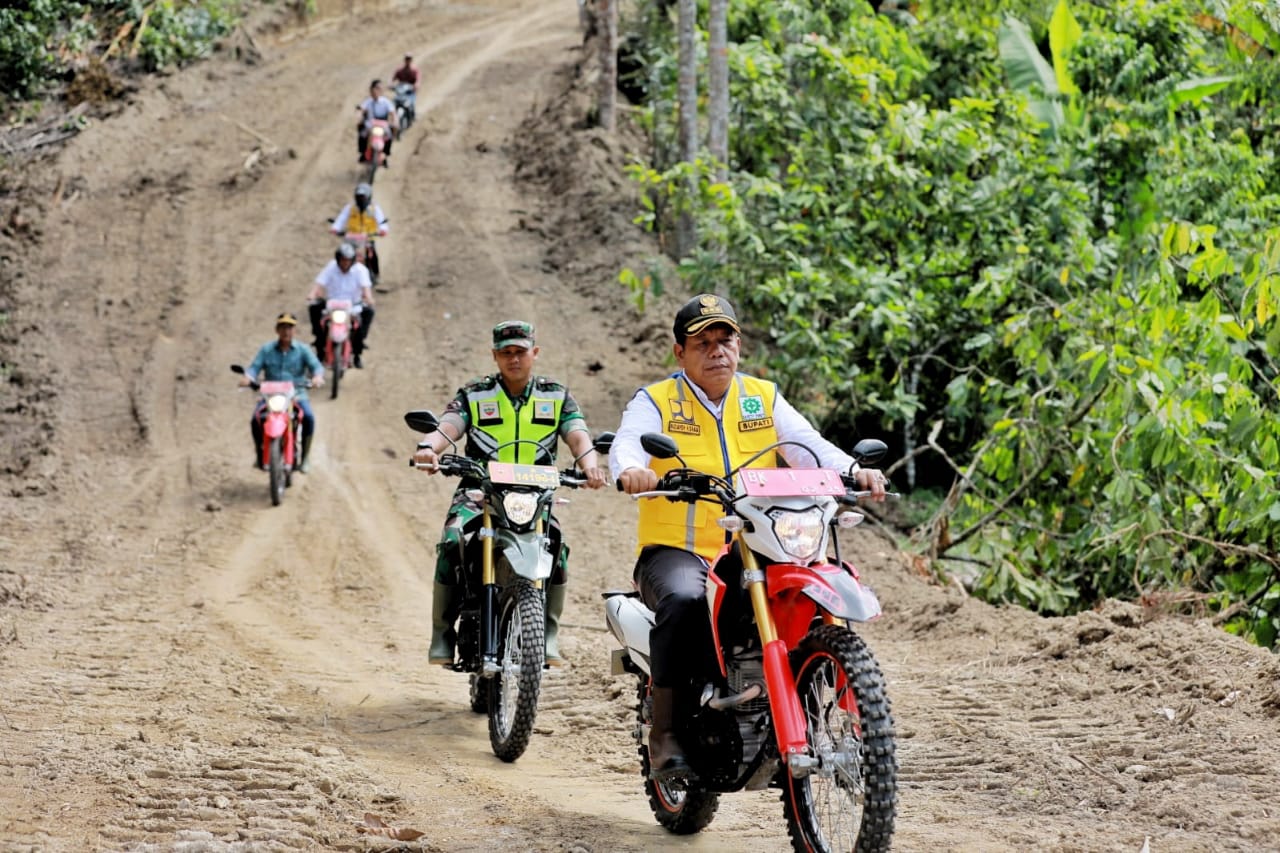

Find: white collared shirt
314;259;372;304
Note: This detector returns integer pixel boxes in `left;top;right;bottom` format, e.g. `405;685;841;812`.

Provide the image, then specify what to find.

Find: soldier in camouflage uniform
412;320;607;666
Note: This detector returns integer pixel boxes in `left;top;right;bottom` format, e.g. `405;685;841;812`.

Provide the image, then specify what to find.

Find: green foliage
621;0;1280;643
132;0;237;71
2;0;241;102
1;0;66;98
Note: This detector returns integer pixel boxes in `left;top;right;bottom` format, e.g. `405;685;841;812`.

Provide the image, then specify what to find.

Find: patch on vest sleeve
738;417;774;432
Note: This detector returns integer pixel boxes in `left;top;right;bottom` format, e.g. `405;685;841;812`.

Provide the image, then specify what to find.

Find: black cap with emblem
673;294;740;344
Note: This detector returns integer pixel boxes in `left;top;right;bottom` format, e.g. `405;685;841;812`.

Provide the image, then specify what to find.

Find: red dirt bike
320;298;360;400
360;118;392;183
231;365;307;507
604;433;898;852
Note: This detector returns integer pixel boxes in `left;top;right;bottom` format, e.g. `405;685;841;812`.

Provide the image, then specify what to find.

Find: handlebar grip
616;479;624;492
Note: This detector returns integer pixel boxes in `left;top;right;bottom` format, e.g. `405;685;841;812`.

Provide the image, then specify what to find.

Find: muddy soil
2;2;1279;851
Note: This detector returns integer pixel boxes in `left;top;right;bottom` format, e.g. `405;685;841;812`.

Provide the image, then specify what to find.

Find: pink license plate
488;461;560;488
739;468;845;497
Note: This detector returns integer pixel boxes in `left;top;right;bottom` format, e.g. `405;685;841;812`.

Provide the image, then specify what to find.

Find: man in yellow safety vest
610;294;887;781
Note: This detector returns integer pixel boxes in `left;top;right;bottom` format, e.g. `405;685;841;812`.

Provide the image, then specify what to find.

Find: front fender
494;528;553;581
768;562;882;644
806;563;882;622
263;411;289;439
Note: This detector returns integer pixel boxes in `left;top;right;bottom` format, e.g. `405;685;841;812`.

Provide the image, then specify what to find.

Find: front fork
478;505;544;674
741;539;810;765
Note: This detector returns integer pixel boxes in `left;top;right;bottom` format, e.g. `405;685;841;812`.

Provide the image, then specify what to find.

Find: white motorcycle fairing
605;593;655;676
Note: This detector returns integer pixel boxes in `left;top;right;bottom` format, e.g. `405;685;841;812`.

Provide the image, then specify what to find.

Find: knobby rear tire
487;578;544;762
636;681;719;835
268;437;284;506
782;625;897;853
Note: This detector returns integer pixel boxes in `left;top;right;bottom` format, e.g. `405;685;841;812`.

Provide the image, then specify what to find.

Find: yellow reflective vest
464;377;567;465
637;373;778;559
346;209;381;235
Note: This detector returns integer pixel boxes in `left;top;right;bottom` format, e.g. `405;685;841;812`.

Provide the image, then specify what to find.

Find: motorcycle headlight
266;394;289;413
502;491;539;526
767;507;826;563
331;309;349;325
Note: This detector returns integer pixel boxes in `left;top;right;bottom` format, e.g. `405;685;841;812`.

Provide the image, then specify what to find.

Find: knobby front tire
469;673;489;714
782;625;897;853
488;578;544;762
268;437;284;506
330;353;342;399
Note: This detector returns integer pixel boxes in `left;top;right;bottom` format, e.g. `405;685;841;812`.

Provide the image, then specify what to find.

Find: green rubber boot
298;433;313;474
545;582;567;667
429;581;459;666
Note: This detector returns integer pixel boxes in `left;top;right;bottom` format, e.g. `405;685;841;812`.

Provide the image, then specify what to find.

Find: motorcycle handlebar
559;469;587;489
410;454;583;490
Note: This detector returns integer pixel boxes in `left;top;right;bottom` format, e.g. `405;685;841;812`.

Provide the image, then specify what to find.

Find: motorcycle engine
726;649;776;790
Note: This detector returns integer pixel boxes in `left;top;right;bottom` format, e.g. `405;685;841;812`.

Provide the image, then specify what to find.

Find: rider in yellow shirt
329;183;388;282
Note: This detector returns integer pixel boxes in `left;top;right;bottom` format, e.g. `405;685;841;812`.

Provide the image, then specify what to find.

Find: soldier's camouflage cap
492;320;535;350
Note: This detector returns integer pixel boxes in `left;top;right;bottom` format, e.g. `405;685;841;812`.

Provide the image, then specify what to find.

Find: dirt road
2;1;1279;850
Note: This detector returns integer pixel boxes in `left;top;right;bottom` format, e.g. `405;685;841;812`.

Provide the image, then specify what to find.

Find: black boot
299;433;313;474
648;686;692;781
429;581;460;665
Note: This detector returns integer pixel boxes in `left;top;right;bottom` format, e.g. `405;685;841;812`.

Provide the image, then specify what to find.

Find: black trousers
634;545;719;689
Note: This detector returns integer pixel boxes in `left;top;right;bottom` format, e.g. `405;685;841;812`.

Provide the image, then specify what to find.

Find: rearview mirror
850;438;888;467
594;431;615;454
641;433;681;460
404;410;440;434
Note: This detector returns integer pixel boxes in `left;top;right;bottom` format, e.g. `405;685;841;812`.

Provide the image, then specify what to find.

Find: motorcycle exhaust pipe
703;682;765;711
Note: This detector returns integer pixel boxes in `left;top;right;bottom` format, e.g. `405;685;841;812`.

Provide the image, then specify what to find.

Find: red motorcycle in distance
321;299;359;400
231;365;306;506
360;118;392;183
